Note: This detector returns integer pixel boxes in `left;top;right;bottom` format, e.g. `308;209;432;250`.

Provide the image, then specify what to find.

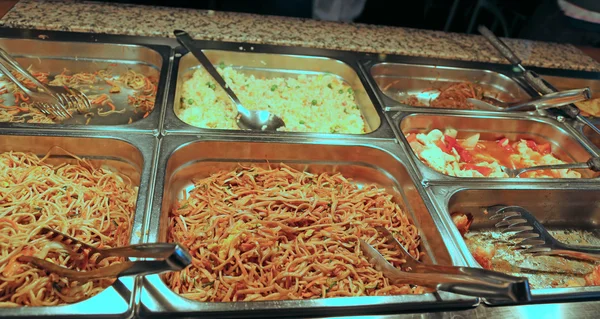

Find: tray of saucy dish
0;37;171;134
0;129;157;318
425;185;600;304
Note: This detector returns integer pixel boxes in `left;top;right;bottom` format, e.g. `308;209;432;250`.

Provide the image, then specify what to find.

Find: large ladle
174;30;285;131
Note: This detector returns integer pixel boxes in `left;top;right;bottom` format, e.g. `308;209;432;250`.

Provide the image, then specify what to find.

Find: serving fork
359;226;531;302
18;227;192;280
489;205;600;262
0;48;91;120
500;156;600;178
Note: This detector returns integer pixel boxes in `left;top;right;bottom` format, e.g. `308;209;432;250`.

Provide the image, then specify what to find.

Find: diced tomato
406;133;417;143
463;164;493;176
497;137;515;153
451;212;473;237
458;149;473;163
537;143;551;155
472;245;495;270
525;140;539;152
444;135;459;149
435;140;452;154
443;135;473;162
585;265;600;286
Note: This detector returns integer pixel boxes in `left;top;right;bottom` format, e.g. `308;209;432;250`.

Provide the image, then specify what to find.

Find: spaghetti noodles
0;149;137;307
165;164;426;302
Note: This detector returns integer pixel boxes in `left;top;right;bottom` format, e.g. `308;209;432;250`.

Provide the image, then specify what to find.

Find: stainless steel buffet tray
0;26;599;318
392;110;599;182
162;40;395;139
369;62;531;108
138;135;477;318
0;37;171;134
0;129;158;318
426;183;600;304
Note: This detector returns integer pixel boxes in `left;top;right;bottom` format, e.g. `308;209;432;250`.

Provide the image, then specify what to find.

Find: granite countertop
1;0;599;72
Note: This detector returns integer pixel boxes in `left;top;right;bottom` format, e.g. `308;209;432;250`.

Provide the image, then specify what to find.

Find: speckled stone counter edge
1;0;599;72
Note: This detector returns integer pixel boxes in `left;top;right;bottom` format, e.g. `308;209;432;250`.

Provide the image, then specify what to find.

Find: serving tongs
466;87;591;112
18;227;192;280
0;47;91;120
359;226;531;302
478;25;600;137
490;205;600;262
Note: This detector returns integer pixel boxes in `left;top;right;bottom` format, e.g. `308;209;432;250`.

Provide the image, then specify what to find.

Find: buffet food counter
0;27;598;318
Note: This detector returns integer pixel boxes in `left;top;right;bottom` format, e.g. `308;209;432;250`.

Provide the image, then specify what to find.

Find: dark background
99;0;600;47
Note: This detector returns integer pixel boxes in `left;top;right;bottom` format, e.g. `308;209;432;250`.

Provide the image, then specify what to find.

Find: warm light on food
451;212;600;289
0;66;157;124
0;149;137;307
164;164;425;302
575;99;600;117
176;66;366;133
406;129;581;178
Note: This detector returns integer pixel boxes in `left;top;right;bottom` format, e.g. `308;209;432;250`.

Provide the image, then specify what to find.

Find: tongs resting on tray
477;25;600;136
18;227;192;280
0;47;91;120
359;226;531;302
490;205;600;262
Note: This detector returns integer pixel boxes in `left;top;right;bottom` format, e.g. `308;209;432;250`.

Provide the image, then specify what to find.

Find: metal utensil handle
477;25;521;66
413;263;529;284
174;30;244;109
523;70;584;120
524;70;555;95
0;47;55;95
514;162;591;177
375;226;526;284
503;88;591;112
539;248;600;262
100;243;189;259
438;279;530;303
0;54;37;95
385;267;530;302
587;156;600;171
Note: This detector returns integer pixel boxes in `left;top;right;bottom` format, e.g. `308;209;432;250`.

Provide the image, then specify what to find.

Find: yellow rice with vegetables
176;66;366;133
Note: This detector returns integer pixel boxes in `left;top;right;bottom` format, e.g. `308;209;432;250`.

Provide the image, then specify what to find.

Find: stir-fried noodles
165;164;426;302
0;67;157;124
0;149;137;307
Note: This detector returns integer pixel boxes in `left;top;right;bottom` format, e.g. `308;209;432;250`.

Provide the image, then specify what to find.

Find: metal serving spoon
174;30;286;131
467;88;591;112
500;156;600;178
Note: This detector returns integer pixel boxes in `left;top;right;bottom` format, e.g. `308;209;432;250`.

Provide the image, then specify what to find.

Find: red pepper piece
463;163;493;176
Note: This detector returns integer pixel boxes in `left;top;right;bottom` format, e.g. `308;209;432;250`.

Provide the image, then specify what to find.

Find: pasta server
466;87;591;112
0;47;91;119
500;156;600;178
359;226;531;302
174;30;286;131
489;205;600;262
18;227;192;280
